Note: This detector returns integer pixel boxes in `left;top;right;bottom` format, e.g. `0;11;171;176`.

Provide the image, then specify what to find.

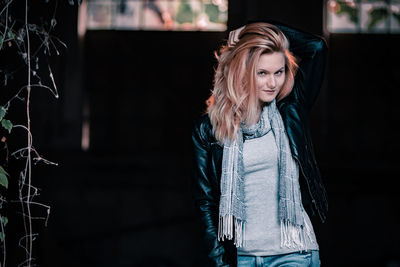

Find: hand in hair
228;25;245;47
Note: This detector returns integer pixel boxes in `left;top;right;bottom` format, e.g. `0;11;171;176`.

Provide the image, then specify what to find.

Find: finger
228;30;235;47
233;26;245;42
228;25;245;47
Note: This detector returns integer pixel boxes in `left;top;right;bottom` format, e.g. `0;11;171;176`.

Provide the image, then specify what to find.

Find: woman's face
256;52;286;105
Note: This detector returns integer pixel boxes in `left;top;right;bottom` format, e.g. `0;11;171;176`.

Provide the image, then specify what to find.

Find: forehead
257;52;285;70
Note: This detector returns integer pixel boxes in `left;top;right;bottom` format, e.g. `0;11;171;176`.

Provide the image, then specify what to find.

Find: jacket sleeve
191;118;231;267
274;22;328;112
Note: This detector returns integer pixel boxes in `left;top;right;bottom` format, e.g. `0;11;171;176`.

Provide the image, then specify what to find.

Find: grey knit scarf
217;99;310;248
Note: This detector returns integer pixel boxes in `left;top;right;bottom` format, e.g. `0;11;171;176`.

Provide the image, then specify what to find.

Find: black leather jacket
191;22;329;267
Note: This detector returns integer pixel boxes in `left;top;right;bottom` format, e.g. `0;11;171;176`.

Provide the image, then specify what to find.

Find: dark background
1;0;400;266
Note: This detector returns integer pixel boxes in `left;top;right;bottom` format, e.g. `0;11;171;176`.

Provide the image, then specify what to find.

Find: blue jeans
237;250;320;267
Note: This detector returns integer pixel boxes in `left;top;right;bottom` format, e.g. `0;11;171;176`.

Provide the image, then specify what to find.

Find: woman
192;22;328;267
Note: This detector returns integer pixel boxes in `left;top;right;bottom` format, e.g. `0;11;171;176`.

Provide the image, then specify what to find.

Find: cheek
278;76;286;88
256;77;265;88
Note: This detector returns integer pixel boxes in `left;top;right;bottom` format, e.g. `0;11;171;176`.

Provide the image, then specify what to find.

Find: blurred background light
83;0;228;31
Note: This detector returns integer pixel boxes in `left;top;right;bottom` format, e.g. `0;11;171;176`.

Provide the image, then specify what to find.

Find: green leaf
205;4;219;23
0;166;8;176
368;7;388;30
7;31;15;40
0;173;8;189
1;216;8;227
0;106;5;121
0;166;8;189
0;232;4;242
393;12;400;24
337;2;359;24
1;119;12;133
176;2;193;24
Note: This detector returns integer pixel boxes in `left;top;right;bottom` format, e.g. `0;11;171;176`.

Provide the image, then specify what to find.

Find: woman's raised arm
273;21;328;112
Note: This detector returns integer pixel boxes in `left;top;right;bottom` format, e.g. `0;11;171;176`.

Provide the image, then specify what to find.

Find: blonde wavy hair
207;22;298;142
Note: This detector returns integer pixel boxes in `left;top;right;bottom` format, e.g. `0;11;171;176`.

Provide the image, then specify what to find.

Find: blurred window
85;0;228;31
327;0;400;33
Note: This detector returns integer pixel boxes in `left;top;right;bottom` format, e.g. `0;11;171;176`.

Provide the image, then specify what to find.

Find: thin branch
0;0;14;17
0;0;9;51
23;0;33;265
1;1;61;265
0;213;6;267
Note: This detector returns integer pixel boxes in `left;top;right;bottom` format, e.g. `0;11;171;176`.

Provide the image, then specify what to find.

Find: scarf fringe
217;214;245;247
280;216;315;249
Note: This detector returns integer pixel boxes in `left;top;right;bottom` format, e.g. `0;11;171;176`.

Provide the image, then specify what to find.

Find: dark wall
2;0;400;266
320;33;400;266
85;30;223;155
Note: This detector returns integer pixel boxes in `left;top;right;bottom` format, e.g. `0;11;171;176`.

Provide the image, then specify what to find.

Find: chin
259;95;277;104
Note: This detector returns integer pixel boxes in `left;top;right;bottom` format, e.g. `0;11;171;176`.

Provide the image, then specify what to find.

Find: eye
257;71;266;76
275;70;284;76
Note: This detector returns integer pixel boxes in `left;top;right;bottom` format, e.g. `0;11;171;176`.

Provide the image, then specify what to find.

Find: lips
262;90;275;94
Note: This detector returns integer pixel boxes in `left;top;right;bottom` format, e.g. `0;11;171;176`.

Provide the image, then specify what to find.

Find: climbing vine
0;0;79;266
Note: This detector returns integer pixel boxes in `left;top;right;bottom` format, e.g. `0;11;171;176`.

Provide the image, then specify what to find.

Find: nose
266;75;276;89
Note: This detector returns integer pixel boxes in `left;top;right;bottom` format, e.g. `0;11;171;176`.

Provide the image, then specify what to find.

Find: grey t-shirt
237;131;319;256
